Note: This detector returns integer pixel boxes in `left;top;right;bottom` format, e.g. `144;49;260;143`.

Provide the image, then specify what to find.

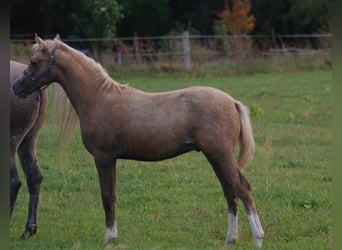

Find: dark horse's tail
234;101;255;168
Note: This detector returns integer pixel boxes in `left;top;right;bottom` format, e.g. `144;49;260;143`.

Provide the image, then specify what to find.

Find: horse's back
149;85;239;125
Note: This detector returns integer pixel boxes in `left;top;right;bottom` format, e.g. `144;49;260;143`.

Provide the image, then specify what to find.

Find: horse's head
13;34;60;99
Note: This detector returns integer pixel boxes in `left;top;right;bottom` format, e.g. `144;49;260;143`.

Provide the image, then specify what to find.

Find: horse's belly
119;138;199;161
119;150;190;161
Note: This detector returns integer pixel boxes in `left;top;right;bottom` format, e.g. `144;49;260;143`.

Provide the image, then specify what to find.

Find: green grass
10;69;332;249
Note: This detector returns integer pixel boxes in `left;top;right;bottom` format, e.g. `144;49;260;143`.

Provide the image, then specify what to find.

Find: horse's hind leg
237;172;264;248
207;154;264;248
17;136;43;239
209;159;239;246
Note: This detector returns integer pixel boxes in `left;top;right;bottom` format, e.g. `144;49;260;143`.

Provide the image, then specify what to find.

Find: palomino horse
13;35;264;247
10;60;48;238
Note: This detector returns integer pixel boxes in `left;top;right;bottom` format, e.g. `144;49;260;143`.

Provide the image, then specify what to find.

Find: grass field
10;68;332;249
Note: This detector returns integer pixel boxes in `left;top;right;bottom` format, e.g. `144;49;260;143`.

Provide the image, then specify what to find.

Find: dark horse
13;35;264;247
10;60;48;239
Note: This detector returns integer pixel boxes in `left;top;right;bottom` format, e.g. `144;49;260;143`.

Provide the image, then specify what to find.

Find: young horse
10;60;48;239
13;35;264;247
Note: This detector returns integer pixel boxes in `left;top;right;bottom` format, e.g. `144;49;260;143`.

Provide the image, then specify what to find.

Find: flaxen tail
235;101;255;168
48;83;79;171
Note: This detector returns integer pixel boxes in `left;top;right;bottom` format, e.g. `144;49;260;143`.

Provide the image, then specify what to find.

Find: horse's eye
30;60;37;67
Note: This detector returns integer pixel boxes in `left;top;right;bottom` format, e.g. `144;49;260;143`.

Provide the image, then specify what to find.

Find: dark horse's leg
10;151;22;217
206;153;264;248
17;135;43;239
94;153;117;242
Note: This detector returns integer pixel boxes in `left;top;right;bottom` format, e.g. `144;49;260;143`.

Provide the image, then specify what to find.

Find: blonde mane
53;39;128;93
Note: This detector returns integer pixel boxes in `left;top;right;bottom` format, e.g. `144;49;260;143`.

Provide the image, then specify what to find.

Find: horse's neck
55;58;105;117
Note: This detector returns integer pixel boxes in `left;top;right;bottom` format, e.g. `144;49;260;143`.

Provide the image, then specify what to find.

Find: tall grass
105;53;331;80
10;55;331;249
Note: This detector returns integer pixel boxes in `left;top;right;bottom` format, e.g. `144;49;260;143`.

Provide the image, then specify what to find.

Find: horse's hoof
253;237;263;248
105;224;118;243
20;224;37;239
225;239;237;247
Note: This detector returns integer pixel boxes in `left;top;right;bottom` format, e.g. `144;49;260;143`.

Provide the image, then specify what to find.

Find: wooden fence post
134;32;142;64
182;31;191;71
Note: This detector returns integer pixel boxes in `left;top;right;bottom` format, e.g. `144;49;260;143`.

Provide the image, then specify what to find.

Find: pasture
10;68;332;249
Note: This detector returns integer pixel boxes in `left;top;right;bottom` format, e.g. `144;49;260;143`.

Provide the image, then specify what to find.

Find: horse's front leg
94;154;117;242
17;139;43;239
10;154;22;217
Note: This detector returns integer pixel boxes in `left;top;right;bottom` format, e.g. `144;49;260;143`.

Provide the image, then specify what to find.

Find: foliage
215;0;255;60
117;0;171;36
74;0;123;38
219;0;255;35
288;0;332;33
167;0;225;35
250;0;332;34
10;0;124;38
250;103;264;117
10;0;332;37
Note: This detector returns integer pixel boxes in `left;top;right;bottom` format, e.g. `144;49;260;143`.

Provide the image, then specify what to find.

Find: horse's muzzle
13;80;30;99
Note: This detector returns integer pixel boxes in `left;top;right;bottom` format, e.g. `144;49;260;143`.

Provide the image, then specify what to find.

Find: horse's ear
54;34;61;41
34;33;45;48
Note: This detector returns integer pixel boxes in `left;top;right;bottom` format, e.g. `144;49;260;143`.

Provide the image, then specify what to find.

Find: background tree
219;0;255;35
70;0;123;38
10;0;123;38
10;0;332;37
250;0;290;35
250;0;332;35
217;0;255;60
167;0;224;34
288;0;332;33
117;0;171;36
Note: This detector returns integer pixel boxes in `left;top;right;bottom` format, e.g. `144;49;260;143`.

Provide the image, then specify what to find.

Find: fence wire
11;33;332;70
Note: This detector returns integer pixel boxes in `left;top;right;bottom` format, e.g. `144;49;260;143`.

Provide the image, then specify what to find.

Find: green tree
168;0;225;35
11;0;332;38
11;0;123;38
250;0;332;34
288;0;332;33
117;0;171;36
75;0;123;38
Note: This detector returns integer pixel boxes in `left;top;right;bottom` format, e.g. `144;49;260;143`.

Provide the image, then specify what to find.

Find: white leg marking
247;213;264;248
105;221;118;242
225;213;238;246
